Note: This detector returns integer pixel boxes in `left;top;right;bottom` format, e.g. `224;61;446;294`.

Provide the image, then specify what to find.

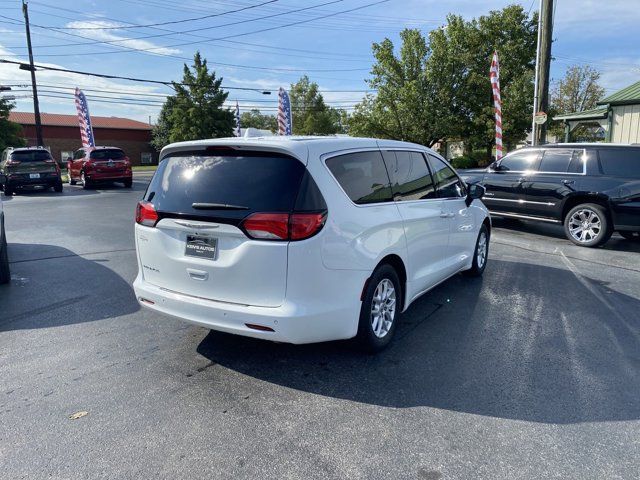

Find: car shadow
0;243;139;331
195;259;640;424
492;217;640;253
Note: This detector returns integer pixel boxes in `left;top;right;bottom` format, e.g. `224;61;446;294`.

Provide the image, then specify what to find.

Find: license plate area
29;173;40;179
185;235;217;260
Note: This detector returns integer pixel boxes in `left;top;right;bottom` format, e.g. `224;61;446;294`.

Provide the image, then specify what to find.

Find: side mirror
465;183;486;207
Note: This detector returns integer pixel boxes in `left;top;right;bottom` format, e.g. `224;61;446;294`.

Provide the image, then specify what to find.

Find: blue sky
0;0;638;123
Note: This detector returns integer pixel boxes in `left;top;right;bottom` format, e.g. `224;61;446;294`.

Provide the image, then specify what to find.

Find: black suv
460;144;640;247
1;147;63;196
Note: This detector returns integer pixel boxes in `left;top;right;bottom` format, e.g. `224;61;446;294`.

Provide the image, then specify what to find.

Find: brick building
9;111;158;166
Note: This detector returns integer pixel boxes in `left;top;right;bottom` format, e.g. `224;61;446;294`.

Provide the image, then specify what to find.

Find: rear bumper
6;175;61;188
133;275;361;344
85;171;132;182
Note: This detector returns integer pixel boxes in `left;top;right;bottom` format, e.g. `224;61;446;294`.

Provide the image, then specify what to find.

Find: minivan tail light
241;212;326;241
290;213;326;240
242;213;289;240
136;201;159;227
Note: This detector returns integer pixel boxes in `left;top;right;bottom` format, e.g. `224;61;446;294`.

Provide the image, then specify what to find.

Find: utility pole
532;0;554;145
22;0;44;147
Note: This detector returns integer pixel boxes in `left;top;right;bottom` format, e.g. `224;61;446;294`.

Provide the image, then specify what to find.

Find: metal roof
598;80;640;106
9;111;152;130
553;106;608;121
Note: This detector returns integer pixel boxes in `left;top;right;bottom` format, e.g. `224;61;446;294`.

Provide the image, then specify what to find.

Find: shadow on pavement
196;259;640;424
0;243;139;331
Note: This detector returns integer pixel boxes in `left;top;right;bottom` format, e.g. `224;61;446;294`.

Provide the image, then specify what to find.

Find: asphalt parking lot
1;173;639;479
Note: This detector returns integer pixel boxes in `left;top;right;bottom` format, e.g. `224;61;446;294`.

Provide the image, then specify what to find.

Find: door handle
517;177;526;183
562;179;575;185
440;212;455;218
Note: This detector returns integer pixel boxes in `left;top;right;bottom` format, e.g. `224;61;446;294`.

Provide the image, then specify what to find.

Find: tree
239;109;277;132
289;76;344;135
551;65;605;114
427;5;537;157
349;29;451;147
549;65;605;140
0;97;25;152
151;52;234;148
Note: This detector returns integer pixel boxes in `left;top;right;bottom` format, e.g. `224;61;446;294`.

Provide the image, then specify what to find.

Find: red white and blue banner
277;87;292;136
490;51;503;160
74;87;95;148
234;100;241;137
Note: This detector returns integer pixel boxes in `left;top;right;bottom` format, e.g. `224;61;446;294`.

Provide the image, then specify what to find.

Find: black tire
4;187;13;197
355;264;401;353
68;174;76;186
81;172;91;190
563;203;612;247
463;224;490;277
0;220;10;285
123;179;132;188
54;182;63;193
619;231;640;242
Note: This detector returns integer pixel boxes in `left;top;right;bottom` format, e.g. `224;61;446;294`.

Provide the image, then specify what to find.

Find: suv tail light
241;212;326;241
136;201;159;227
6;160;21;166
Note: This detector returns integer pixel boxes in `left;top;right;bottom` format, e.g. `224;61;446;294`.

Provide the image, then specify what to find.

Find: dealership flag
234;100;241;137
277;87;292;135
490;51;503;160
74;88;95;148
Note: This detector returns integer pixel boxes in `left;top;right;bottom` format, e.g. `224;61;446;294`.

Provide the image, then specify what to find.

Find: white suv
133;137;490;351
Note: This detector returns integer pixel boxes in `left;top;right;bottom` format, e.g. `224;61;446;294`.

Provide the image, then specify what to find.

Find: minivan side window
598;148;640;178
498;150;540;172
326;151;393;205
538;149;576;173
381;150;436;201
427;155;466;198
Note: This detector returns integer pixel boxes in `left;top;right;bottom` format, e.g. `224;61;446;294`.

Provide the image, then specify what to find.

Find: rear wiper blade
191;202;249;210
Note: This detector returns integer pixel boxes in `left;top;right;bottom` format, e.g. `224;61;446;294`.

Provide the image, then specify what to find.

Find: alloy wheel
568;208;602;244
477;231;488;268
370;278;396;338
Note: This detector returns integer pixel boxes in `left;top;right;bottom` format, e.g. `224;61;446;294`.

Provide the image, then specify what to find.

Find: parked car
133;136;490;351
0;147;63;196
459;144;640;247
67;146;132;189
0;172;9;284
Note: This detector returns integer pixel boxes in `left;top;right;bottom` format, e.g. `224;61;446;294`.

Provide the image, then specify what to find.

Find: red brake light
241;212;326;241
290;213;326;240
242;213;289;240
136;201;158;227
6;160;21;165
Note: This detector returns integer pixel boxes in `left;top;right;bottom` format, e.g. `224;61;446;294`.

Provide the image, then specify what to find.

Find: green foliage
349;29;451;147
152;52;234;149
428;5;537;153
549;65;606;139
351;6;536;154
0;97;25;152
450;156;479;169
240;109;277;132
289;76;344;135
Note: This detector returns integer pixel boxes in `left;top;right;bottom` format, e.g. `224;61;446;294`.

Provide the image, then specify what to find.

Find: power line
42;0;280;30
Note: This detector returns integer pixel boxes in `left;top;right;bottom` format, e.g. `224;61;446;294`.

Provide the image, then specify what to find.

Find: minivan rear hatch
137;146;316;307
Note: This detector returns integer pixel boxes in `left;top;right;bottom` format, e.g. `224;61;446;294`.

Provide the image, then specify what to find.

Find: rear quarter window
326;151;393;205
598;148;640;178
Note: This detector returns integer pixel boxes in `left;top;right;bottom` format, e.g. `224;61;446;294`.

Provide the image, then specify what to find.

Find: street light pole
22;0;44;147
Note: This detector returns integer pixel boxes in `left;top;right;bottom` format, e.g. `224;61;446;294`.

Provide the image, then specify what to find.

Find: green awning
553;107;608;122
597;80;640;106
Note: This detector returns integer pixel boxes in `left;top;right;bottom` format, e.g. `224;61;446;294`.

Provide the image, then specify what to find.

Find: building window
141;152;153;164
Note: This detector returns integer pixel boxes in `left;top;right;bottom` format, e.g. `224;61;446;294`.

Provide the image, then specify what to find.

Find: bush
450;156;479;169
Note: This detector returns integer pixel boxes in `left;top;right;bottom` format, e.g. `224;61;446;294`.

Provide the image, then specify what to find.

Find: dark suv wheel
564;203;612;247
356;264;401;352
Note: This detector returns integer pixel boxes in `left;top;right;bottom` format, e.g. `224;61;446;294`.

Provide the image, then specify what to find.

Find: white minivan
133;136;490;351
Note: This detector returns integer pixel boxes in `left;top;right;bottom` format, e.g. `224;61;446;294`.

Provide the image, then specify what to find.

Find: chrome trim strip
484;197;555;206
489;211;561;223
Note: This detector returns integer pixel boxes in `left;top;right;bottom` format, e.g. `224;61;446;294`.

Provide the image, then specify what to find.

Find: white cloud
63;21;182;56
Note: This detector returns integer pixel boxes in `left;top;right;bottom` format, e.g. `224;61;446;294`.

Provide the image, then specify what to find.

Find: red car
67;146;133;189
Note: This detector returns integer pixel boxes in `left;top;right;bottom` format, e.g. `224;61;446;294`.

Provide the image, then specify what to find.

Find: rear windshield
145;151;306;223
10;150;53;162
598;148;640;178
90;149;126;160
